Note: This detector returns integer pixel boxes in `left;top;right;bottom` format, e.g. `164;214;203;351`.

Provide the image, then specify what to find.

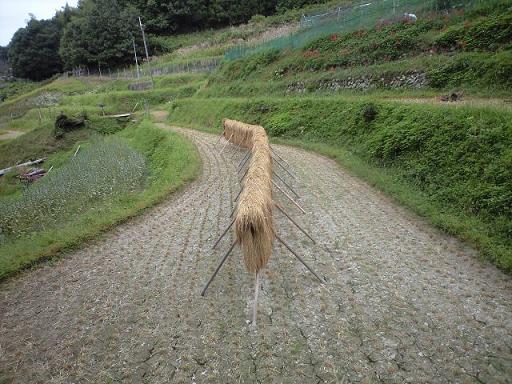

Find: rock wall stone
286;71;427;93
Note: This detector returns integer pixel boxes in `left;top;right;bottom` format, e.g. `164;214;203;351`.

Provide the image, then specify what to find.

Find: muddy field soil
1;124;511;383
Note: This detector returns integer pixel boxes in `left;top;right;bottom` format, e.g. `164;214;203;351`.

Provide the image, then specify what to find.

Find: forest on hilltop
5;0;327;81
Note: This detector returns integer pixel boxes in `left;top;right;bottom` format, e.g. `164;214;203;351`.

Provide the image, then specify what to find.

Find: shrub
434;12;512;51
428;51;512;89
362;103;378;123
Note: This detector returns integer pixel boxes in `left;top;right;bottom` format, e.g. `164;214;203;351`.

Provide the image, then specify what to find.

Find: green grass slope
166;96;512;271
0;120;199;279
207;7;512;98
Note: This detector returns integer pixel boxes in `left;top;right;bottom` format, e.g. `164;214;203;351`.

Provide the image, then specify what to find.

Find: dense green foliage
4;0;329;80
6;5;75;81
0;46;8;75
0;80;43;103
59;0;140;70
427;51;512;89
117;0;327;34
166;97;512;271
7;18;63;81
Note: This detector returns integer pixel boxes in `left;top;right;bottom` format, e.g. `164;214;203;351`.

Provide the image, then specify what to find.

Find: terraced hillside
0;0;511;382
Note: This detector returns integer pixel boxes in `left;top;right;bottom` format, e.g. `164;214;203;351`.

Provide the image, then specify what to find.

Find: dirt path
0;130;24;141
1;123;511;383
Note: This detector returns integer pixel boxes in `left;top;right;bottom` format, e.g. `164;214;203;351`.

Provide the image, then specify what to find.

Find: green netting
225;0;503;60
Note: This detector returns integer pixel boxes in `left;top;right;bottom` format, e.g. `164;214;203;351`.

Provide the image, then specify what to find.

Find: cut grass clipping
0;120;199;279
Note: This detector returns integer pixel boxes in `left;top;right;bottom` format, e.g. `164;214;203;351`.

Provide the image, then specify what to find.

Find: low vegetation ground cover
0;0;510;278
209;8;512;98
0;114;199;279
166;96;512;271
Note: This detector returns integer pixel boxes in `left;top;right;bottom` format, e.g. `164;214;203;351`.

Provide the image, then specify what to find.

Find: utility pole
132;37;140;79
138;16;154;87
139;17;150;62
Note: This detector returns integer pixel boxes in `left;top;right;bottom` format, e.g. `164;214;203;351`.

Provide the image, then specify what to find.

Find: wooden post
139;16;154;88
252;271;261;326
201;240;238;296
272;180;306;214
133;37;140;79
275;234;325;284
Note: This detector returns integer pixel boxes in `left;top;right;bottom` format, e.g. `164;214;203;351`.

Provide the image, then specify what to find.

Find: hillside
1;0;512;382
0;0;511;274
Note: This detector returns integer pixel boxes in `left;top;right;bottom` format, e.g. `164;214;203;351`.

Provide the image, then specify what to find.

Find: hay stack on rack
226;119;275;324
203;119;325;326
222;118;256;149
235;125;275;274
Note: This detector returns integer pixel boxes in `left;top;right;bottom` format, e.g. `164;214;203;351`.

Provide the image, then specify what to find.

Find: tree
436;0;454;10
8;17;63;81
59;0;139;70
0;46;8;76
116;0;309;34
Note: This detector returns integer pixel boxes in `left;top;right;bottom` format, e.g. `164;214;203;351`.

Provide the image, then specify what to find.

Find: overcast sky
0;0;79;46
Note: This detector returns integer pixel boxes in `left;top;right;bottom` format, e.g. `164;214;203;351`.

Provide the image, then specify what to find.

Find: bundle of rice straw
235;125;275;273
222;119;275;324
222;118;257;149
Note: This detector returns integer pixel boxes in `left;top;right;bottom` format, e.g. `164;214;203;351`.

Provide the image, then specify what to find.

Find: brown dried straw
223;118;257;149
224;120;275;274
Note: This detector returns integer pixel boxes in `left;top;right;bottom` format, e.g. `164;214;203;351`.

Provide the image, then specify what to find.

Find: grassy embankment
157;4;512;271
166;96;512;272
205;7;512;98
0;76;200;279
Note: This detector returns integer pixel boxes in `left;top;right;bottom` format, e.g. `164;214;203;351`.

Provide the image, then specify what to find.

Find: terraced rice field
1;122;511;383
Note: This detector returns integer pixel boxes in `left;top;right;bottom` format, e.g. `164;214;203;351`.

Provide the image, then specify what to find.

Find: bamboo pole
273;170;299;198
270;145;292;169
0;158;47;177
252;271;261;326
238;166;249;184
201;240;238;296
274;203;316;244
234;187;243;203
219;133;234;155
212;217;236;249
274;156;298;181
272;180;306;214
230;204;238;218
275;234;325;284
237;150;251;170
